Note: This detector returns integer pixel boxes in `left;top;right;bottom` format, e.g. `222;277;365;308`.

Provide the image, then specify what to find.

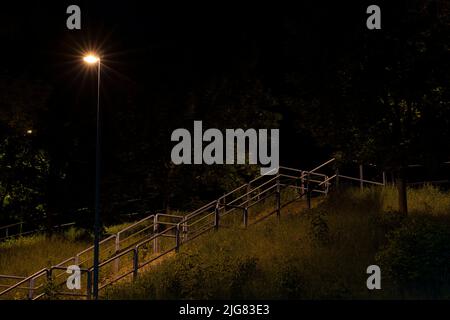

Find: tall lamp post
83;53;101;300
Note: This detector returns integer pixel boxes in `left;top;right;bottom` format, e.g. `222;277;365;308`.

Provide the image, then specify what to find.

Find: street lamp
83;54;100;64
83;53;101;300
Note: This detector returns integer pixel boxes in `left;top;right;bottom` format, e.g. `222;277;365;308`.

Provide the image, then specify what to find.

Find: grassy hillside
0;224;131;278
0;232;89;278
1;185;449;300
105;185;450;300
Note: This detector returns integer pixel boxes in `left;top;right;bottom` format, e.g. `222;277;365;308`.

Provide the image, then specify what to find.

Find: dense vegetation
104;186;450;300
1;185;449;299
0;224;125;277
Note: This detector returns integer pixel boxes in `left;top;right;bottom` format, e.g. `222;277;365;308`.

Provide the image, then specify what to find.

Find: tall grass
0;229;89;277
381;184;450;215
1;185;449;299
0;219;160;278
106;186;450;300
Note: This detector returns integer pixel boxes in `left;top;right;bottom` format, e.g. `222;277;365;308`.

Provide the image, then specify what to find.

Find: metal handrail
84;160;383;297
117;215;155;236
156;213;184;219
246;189;278;209
0;268;47;296
185;201;217;219
227;176;279;207
117;225;155;245
90;172;307;293
337;174;384;186
0;216;153;297
277;166;303;173
2;158;382;300
0;275;26;280
76;235;116;257
247;167;279;184
309;158;335;173
96;226;177;269
185;212;214;228
0;222;23;231
1;162;323;298
318;174;337;187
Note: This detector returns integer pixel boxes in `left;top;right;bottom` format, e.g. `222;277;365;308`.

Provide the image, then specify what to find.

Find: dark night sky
0;1;379;148
1;2;383;99
2;1;448;221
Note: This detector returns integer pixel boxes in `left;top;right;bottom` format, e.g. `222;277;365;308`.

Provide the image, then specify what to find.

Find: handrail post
335;168;340;190
182;214;188;241
246;183;251;206
300;170;305;198
153;215;159;253
243;207;248;228
175;224;181;253
276;176;281;219
86;271;92;300
46;268;53;295
182;220;188;242
28;277;35;300
214;200;220;231
359;164;364;191
46;268;52;282
306;172;311;209
114;234;120;273
382;171;386;186
19;222;23;237
133;248;139;281
222;194;226;209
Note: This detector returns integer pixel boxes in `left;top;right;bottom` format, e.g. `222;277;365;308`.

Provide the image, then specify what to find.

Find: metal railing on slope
0;213;163;299
0;158;388;300
79;161;340;298
0;222;24;241
91;163;357;297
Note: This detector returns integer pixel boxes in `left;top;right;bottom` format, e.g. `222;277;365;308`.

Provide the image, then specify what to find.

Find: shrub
277;260;305;299
307;209;330;246
376;215;450;298
53;186;450;300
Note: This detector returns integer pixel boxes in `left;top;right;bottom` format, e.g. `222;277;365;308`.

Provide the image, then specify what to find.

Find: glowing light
26;129;33;134
83;54;100;64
